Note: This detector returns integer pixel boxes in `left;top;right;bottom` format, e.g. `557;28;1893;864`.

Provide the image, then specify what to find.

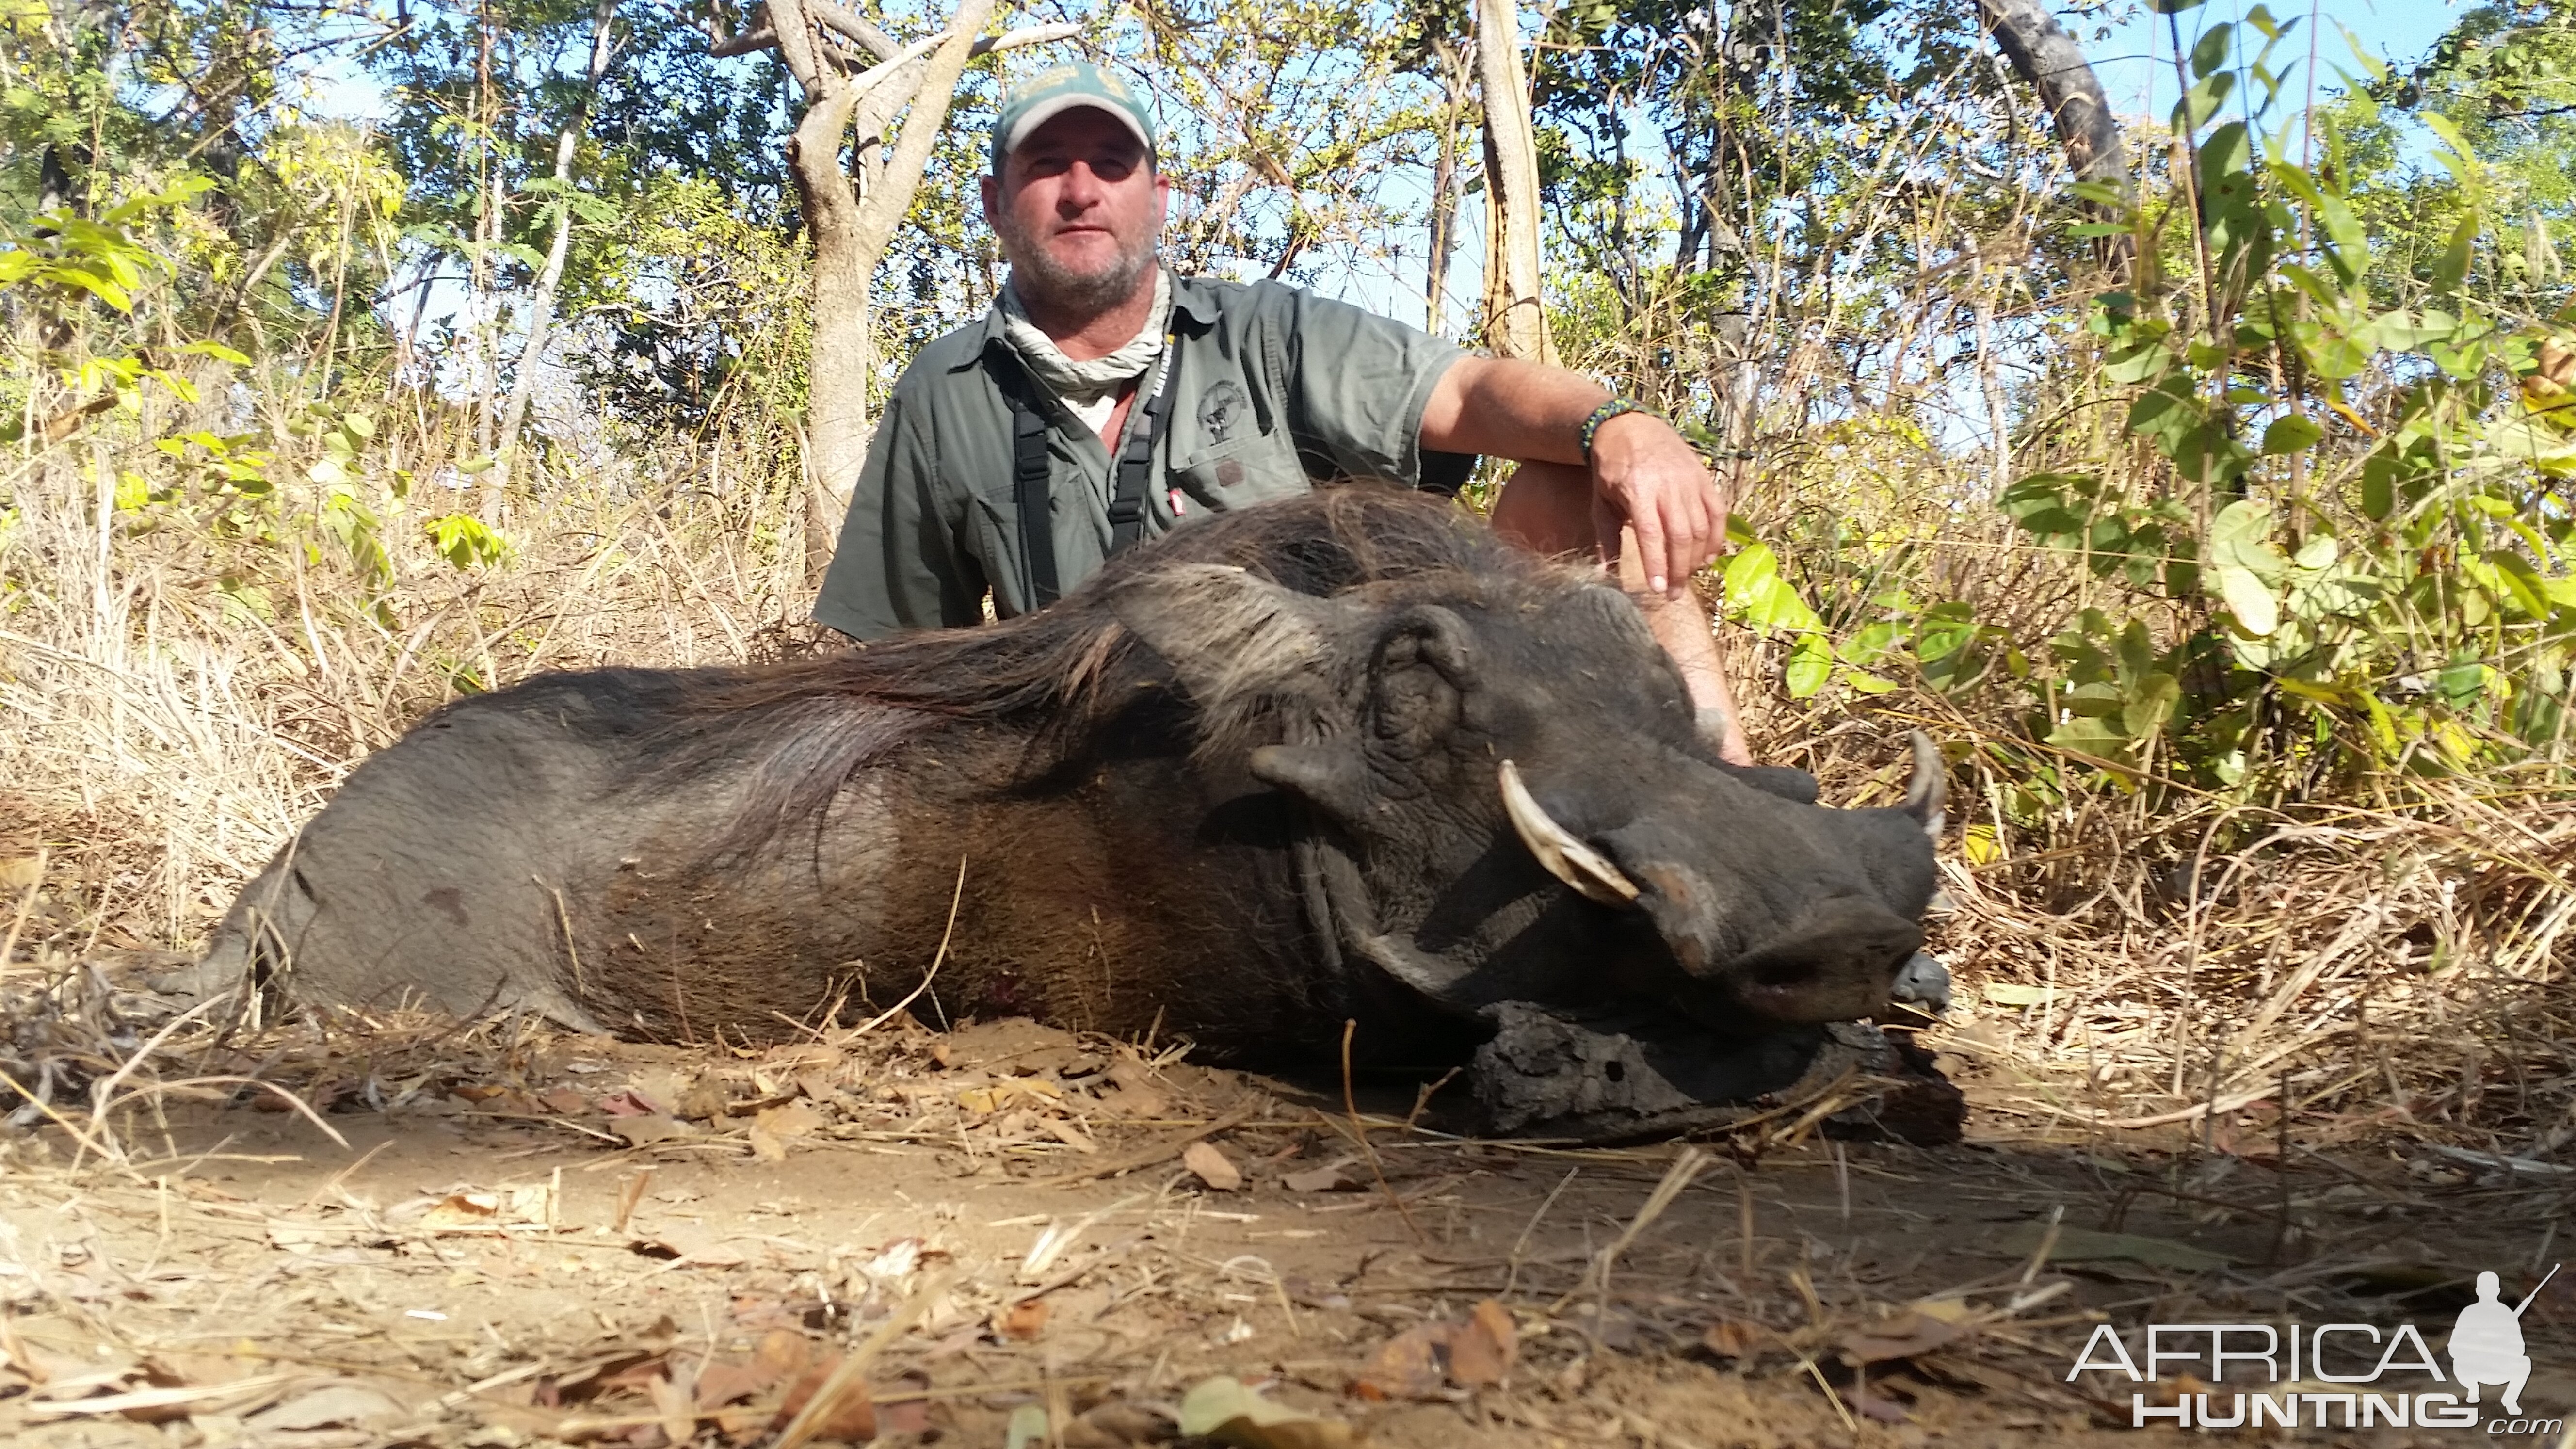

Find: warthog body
204;489;1945;1074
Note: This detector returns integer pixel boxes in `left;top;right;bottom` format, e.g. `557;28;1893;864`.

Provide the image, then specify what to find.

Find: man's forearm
1417;355;1610;465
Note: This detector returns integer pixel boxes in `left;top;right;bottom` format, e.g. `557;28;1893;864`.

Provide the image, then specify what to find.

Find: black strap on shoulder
988;348;1062;609
989;335;1179;610
1107;340;1177;554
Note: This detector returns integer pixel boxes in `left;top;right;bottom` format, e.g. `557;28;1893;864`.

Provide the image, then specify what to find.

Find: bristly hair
645;485;1578;859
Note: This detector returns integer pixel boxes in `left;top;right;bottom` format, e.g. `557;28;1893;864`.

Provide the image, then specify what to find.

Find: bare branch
709;25;778;56
704;15;1077;88
810;0;898;61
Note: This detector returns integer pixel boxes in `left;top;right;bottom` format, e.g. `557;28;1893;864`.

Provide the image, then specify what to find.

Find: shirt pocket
1170;429;1309;511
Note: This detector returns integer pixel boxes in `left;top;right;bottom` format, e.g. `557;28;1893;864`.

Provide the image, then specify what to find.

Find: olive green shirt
813;273;1469;639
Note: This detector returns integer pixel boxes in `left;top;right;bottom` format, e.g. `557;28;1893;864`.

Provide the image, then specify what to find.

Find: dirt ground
4;990;2575;1449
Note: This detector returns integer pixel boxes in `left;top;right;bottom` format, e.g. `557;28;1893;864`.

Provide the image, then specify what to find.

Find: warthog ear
1110;563;1343;705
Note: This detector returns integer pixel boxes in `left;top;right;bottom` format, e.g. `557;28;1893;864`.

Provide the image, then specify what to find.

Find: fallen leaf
0;857;43;890
596;1088;664;1118
1841;1311;1965;1364
1177;1375;1354;1449
771;1354;873;1443
419;1182;553;1232
1005;1403;1051;1449
420;1193;502;1231
1183;1140;1243;1191
1100;1059;1169;1118
748;1126;788;1163
998;1297;1049;1342
1042;1116;1098;1153
1701;1320;1763;1358
244;1383;405;1432
539;1086;591;1115
631;1227;748;1268
1352;1323;1445;1401
1283;1160;1362;1193
609;1115;695;1147
754;1330;812;1381
1447;1299;1516;1387
958;1078;1063;1115
756;1100;825;1138
648;1370;696;1444
692;1359;773;1410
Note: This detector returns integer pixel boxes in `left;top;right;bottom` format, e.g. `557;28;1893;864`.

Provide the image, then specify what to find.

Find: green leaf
2361;455;2396;521
2211;499;2287;582
2261;415;2323;454
2103;340;2174;386
2191;22;2234;80
2488;551;2552;618
2174;71;2237;131
2433;215;2477;295
2123;672;2182;738
176;340;252;365
1722;544;1824;635
1785;633;1834;699
2218;563;2280;636
1843;668;1899;695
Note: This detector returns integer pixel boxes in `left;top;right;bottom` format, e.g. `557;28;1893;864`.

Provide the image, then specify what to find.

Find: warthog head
1111;560;1944;1032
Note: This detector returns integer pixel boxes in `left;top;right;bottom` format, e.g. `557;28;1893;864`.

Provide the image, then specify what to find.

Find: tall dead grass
0;401;809;960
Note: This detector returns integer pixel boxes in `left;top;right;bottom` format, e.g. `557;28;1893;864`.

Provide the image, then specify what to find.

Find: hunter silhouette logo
2451;1265;2555;1416
2065;1262;2563;1433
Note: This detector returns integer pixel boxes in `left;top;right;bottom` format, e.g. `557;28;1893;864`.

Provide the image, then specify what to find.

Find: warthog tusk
1497;760;1640;907
1902;730;1946;838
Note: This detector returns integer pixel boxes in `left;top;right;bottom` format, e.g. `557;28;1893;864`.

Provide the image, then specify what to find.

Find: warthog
203;488;1947;1090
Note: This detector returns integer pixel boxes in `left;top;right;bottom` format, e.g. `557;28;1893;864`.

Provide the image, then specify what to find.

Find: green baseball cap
990;61;1156;173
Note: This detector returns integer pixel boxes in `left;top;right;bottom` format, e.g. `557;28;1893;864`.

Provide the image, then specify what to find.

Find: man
814;61;1754;763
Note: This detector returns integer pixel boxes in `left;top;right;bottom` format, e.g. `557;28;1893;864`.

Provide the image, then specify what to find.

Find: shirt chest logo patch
1196;378;1249;445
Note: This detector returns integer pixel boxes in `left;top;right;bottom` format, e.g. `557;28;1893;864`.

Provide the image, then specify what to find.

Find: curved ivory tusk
1497;760;1641;907
1902;730;1946;839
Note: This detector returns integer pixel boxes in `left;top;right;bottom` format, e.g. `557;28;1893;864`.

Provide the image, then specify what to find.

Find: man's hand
1586;411;1730;600
1418;357;1735;599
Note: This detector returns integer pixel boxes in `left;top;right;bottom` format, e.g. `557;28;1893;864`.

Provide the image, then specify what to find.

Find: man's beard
998;213;1157;320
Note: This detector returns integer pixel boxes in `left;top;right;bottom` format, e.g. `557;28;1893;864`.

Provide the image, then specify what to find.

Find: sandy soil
3;1005;2573;1449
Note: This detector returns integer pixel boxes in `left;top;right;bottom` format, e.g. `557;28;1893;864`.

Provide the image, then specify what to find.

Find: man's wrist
1578;397;1656;462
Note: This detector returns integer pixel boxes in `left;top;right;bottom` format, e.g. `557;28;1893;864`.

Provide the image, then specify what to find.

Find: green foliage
1711;4;2576;805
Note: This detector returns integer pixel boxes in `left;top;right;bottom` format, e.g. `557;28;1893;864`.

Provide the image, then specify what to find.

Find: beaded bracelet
1578;397;1654;460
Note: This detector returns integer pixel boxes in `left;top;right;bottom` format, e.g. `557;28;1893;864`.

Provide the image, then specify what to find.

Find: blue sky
2092;0;2461;120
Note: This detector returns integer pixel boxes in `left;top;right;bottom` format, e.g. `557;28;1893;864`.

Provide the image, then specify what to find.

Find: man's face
981;107;1168;316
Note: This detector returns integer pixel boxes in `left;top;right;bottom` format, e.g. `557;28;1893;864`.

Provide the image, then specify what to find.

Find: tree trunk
1974;0;2134;276
496;0;617;477
701;0;1073;568
1475;0;1553;364
1423;36;1469;335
